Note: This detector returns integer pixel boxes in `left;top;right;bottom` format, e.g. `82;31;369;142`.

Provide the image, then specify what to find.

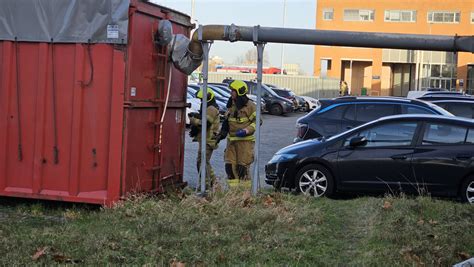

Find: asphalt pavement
183;111;304;189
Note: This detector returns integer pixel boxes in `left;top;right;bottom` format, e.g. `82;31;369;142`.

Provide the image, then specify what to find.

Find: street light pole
280;0;287;75
191;0;196;24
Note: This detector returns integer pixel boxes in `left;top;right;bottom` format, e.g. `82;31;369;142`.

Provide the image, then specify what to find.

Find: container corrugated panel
0;1;191;205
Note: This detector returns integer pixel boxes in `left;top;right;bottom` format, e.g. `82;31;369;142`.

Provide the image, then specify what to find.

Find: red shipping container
0;1;191;205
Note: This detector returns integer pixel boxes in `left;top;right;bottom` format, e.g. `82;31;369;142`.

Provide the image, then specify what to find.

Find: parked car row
266;89;474;203
186;82;267;125
417;95;474;119
407;89;474;118
186;80;319;121
222;79;320;116
294;96;452;142
262;84;319;112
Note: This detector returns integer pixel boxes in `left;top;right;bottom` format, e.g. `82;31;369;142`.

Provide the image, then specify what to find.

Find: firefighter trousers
224;140;254;183
197;144;216;188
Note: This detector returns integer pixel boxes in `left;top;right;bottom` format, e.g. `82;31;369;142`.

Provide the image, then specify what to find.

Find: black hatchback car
417;95;474;119
266;84;306;111
223;79;294;115
266;115;474;203
295;97;452;142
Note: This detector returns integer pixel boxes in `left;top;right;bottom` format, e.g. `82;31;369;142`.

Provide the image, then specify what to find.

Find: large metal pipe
189;25;227;56
188;24;474;56
167;23;473;75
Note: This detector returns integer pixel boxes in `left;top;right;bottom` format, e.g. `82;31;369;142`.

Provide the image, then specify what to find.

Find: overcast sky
151;0;317;74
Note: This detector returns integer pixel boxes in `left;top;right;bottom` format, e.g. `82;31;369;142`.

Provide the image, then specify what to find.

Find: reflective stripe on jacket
227;100;259;142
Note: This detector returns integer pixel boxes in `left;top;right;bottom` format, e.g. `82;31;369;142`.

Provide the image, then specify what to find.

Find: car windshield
325;122;370;142
188;84;199;90
262;85;280;97
211;86;231;98
187;87;197;96
265;84;277;89
428;103;455;116
208;87;226;98
190;85;229;99
274;89;293;98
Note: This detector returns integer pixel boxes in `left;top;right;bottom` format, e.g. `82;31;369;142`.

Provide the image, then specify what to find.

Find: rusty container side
0;41;125;204
121;1;190;195
0;1;191;204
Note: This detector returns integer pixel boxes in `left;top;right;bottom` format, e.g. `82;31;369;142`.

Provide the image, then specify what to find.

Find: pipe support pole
252;26;265;196
199;25;212;194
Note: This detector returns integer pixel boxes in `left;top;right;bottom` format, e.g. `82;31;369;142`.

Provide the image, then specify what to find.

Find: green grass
0;189;473;266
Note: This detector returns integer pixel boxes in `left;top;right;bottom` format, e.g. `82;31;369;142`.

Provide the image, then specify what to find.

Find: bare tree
234;55;245;65
241;48;270;65
298;69;307;76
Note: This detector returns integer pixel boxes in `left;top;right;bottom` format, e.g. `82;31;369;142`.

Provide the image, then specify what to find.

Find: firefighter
188;88;221;189
223;80;260;188
340;80;349;96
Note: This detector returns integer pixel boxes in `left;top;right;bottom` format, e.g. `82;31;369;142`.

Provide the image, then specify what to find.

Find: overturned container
0;0;191;205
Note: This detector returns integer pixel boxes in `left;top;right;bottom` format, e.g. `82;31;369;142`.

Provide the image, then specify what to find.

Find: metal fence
206;72;340;99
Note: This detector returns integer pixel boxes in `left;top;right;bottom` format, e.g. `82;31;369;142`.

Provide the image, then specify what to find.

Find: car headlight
269;153;298;163
310;99;318;104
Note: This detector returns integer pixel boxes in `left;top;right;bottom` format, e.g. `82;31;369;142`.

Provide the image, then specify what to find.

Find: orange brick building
314;0;474;96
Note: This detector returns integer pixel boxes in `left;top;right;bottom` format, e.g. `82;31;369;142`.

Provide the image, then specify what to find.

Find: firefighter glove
216;132;226;144
235;129;248;137
189;125;199;138
188;112;200;119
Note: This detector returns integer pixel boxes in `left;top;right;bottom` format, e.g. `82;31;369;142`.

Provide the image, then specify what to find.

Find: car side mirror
349;136;367;148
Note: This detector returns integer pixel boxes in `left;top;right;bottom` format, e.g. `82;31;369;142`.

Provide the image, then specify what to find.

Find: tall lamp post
191;0;196;24
280;0;287;75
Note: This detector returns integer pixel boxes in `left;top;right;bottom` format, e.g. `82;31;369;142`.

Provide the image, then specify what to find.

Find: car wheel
270;104;283;116
296;164;334;198
460;176;474;204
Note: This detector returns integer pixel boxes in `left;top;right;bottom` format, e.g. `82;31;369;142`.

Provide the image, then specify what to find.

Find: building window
467;65;474;95
384;10;417;22
471;12;474;23
428;11;460;23
421;63;457;90
323;9;334;20
320;59;332;77
344;9;375;21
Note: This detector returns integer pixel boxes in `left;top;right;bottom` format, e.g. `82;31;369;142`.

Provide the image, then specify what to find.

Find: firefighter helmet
229;80;248;96
196;88;215;102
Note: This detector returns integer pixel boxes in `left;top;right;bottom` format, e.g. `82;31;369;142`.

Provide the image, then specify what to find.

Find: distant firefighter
340;80;349;96
188;88;221;188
